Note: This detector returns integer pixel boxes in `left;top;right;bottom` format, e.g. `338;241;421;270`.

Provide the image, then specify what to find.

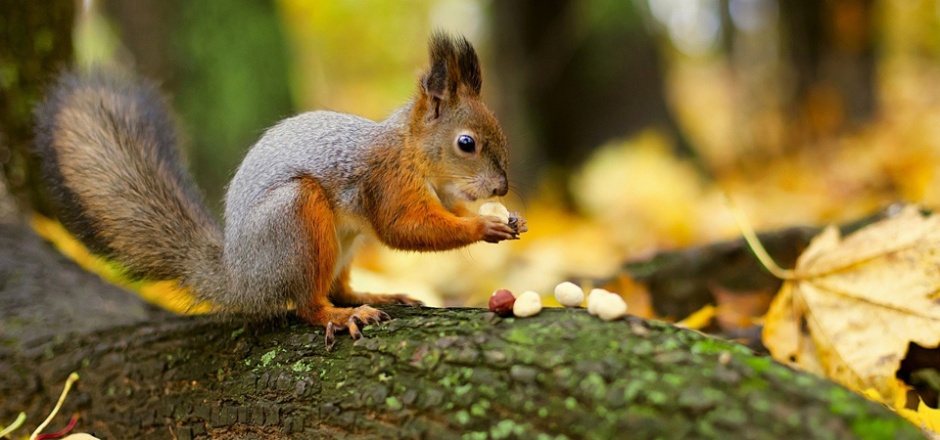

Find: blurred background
5;0;940;310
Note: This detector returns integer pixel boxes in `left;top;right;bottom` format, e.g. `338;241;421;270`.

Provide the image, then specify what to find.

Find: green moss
385;396;402;411
711;407;747;426
469;399;491;418
748;395;771;413
454;384;473;396
260;349;276;367
695;419;720;438
477;385;497;398
646;390;668;406
291;360;312;373
661;373;683;387
623;380;644;402
658;338;682;351
490;419;523;439
503;326;536;345
580;373;607;400
744;356;774;374
850;417;921;440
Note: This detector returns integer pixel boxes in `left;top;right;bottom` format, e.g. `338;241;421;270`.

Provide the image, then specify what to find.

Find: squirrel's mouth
461;191;478;202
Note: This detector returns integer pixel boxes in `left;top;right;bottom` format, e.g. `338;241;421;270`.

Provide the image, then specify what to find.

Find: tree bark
0;223;922;439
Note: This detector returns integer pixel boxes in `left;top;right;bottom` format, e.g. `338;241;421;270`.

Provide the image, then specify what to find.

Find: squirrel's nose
492;172;509;197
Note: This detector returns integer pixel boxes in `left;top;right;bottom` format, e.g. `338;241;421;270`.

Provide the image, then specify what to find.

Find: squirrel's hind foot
299;304;391;350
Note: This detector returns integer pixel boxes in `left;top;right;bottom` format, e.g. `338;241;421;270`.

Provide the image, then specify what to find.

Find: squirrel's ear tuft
455;35;482;95
421;31;482;101
423;33;453;101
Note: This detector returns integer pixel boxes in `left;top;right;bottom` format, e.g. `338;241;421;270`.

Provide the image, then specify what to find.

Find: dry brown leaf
710;283;774;331
763;205;940;428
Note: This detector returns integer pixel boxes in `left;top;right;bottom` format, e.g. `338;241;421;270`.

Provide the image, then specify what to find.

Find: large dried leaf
763;205;940;431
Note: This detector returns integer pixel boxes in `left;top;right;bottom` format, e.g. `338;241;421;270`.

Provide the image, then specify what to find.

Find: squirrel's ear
455;36;482;96
420;32;482;118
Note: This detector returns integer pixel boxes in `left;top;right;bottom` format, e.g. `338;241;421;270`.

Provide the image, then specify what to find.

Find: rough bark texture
0;222;923;439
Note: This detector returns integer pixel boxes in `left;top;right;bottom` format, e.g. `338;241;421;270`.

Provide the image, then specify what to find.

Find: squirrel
33;32;526;348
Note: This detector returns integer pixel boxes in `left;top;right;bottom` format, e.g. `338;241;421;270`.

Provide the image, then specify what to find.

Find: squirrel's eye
457;135;476;154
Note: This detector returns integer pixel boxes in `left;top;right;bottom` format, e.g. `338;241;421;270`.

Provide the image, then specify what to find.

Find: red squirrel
34;32;525;348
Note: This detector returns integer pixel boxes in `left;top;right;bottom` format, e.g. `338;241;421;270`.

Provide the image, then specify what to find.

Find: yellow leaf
676;304;716;330
31;215;205;314
763;205;940;429
899;397;940;436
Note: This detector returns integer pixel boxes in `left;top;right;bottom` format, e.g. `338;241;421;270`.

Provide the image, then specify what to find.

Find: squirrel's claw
348;320;363;340
319;305;391;350
325;322;337;350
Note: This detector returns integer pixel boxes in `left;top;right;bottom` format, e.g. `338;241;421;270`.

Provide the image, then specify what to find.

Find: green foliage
173;0;293;209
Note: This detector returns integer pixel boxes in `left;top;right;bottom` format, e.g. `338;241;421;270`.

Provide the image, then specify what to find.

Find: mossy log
0;224;923;439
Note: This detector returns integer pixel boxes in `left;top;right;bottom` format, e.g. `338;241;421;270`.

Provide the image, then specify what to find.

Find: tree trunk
0;0;74;217
0;223;921;439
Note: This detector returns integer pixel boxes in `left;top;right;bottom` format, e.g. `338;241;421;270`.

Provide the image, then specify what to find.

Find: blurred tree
489;0;699;199
779;0;876;141
0;0;75;219
102;0;294;212
642;0;876;171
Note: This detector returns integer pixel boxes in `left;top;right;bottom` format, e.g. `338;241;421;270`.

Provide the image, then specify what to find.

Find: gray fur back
220;111;394;311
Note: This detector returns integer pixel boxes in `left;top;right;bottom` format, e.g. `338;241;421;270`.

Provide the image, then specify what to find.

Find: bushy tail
34;70;226;303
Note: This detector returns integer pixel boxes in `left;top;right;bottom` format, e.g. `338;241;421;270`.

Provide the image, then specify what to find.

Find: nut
488;289;515;317
595;294;628;321
478;202;511;224
554;281;584;308
586;288;611;316
512;290;542;318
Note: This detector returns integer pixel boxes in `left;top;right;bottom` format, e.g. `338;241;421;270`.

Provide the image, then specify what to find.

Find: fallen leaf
763;205;940;427
677;304;716;330
710;282;774;331
31;215;208;314
898;396;940;438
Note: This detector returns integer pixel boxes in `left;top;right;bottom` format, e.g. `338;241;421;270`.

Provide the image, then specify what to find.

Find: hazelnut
488;289;515;317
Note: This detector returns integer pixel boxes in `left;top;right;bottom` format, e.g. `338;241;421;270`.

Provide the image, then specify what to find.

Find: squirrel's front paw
477;202;527;240
480;216;517;243
300;305;391;350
